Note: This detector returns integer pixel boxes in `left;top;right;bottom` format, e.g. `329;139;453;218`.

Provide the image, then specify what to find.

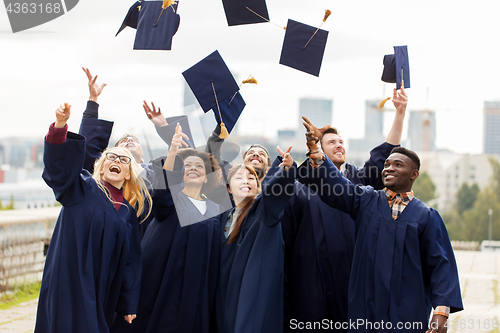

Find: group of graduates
34;68;463;333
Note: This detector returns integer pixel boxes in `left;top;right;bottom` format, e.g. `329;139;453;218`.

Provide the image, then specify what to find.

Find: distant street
1;250;499;332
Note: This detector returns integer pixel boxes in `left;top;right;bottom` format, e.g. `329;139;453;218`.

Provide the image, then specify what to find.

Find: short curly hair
177;148;223;194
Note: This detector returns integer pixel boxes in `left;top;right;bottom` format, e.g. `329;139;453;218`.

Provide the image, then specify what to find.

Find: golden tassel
323;9;332;22
242;77;257;84
162;0;175;9
379;97;391;108
219;123;229;139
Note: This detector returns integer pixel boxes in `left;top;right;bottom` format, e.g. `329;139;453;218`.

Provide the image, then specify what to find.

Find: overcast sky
1;0;499;155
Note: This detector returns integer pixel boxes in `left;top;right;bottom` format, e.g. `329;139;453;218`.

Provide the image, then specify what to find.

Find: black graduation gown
281;142;396;332
35;132;142;333
297;156;463;333
111;157;221;333
216;157;297;333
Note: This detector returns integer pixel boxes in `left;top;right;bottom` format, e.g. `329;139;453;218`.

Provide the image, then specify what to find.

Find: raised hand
82;67;107;102
55;103;71;128
143;100;167;127
392;80;408;115
302;115;331;145
170;123;190;153
277;145;293;171
164;123;190;171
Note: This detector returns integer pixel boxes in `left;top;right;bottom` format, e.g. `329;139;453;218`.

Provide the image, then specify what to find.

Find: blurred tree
454;183;480;216
412;171;436;205
0;195;14;210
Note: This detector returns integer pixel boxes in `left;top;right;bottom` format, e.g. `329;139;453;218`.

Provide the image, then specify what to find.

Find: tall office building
407;109;436;152
299;98;333;129
349;100;386;153
483;101;500;155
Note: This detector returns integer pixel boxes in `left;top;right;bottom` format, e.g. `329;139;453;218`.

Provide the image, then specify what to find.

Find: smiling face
100;148;132;189
183;156;207;187
116;136;144;163
243;147;269;174
320;133;346;169
228;168;259;205
382;152;419;193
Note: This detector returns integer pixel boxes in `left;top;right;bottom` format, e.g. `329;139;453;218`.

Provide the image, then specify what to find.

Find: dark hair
390;147;420;171
226;164;261;244
114;134;140;147
177;148;223;194
320;127;339;145
242;144;272;167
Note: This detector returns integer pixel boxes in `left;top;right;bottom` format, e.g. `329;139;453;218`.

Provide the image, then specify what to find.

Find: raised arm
163;123;189;171
143;100;168;127
259;146;297;226
385;80;407;145
79;67;113;173
43;104;87;206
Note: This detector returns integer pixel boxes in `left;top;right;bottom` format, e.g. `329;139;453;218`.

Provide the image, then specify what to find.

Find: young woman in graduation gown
111;123;224;333
35;103;152;333
216;146;296;333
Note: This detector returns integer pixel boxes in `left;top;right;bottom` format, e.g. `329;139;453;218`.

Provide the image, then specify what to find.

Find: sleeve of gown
205;124;224;165
149;156;176;221
78;103;114;173
296;156;373;221
343;142;397;189
116;213;143;316
42;129;88;207
259;156;298;227
420;208;464;313
280;185;303;251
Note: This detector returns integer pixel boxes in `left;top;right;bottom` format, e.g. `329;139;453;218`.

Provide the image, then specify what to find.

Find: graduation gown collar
102;180;124;211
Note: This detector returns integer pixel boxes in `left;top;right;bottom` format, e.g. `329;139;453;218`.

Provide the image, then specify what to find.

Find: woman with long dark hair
217;146;296;333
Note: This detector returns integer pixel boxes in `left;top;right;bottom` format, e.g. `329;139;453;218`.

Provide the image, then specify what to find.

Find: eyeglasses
106;152;131;164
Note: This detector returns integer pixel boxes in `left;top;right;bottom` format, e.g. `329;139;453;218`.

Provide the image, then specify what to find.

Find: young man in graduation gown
297;134;463;332
205;87;407;332
281;88;408;332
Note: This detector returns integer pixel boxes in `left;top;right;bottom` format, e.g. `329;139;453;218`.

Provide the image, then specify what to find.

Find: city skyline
1;0;500;156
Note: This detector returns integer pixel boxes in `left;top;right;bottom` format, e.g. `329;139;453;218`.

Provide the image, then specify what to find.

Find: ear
410;169;419;181
204;178;208;184
100;166;104;175
125;172;131;181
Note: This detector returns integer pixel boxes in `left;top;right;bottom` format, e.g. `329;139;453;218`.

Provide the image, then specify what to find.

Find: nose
385;164;395;172
127;138;134;143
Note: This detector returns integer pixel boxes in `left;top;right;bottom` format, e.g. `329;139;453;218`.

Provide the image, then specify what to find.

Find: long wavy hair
92;147;152;223
177;148;223;197
226;164;262;244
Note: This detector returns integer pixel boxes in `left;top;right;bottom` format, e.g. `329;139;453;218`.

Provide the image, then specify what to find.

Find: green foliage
444;157;500;241
412;171;436;205
454;183;480;216
0;195;14;210
0;281;41;310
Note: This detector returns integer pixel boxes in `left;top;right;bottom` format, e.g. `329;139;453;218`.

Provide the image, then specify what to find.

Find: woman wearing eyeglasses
35;103;152;333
